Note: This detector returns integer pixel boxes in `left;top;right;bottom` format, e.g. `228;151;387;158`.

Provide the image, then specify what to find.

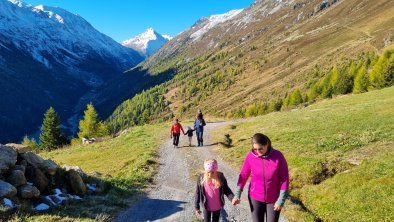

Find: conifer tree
370;50;392;88
289;89;303;106
78;103;98;139
22;135;40;152
281;93;291;110
380;61;394;87
307;83;321;102
333;70;353;95
39;107;62;151
353;64;369;93
78;103;108;139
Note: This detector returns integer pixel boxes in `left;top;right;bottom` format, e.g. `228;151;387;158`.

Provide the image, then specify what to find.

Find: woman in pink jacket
232;133;289;222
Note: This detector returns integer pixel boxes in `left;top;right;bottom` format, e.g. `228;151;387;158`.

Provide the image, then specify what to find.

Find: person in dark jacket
198;109;204;119
184;126;195;147
195;159;234;222
194;115;206;147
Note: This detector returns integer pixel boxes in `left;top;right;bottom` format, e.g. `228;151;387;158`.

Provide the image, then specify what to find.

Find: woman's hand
195;209;202;215
232;197;241;205
273;204;282;211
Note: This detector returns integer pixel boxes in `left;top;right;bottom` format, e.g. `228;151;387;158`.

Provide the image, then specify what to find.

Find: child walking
184;126;195;146
195;159;234;222
170;119;185;148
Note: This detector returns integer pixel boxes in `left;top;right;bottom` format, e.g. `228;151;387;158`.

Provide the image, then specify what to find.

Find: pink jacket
237;148;289;203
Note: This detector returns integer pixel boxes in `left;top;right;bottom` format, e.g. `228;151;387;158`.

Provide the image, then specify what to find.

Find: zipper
262;157;267;202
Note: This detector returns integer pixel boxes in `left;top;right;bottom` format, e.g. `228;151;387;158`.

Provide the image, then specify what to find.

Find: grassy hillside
212;86;394;221
106;0;394;133
9;123;168;222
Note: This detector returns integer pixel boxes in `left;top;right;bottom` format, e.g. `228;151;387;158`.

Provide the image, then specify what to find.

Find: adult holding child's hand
231;198;240;205
233;133;289;222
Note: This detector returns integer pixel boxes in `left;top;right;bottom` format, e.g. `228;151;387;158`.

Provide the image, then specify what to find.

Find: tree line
23;103;108;151
229;50;394;118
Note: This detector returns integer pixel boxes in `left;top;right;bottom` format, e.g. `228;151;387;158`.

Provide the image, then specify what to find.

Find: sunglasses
252;147;265;151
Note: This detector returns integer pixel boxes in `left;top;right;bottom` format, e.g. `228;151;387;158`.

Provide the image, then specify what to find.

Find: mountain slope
0;0;144;143
213;86;394;221
106;0;394;130
122;28;171;58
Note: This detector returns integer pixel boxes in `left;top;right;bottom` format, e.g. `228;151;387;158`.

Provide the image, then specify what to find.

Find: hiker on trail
194;114;206;147
184;126;195;147
197;109;207;126
170;119;185;148
195;159;234;222
232;133;289;222
197;108;204;119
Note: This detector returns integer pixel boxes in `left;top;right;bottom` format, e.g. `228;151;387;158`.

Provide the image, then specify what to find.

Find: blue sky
24;0;255;42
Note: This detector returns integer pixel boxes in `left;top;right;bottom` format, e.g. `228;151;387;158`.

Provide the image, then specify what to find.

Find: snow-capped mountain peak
122;28;172;57
162;35;173;41
0;0;143;85
33;5;65;23
190;9;243;41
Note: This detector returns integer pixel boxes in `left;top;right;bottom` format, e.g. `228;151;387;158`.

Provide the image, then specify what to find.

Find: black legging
172;133;180;146
248;196;280;222
203;209;220;222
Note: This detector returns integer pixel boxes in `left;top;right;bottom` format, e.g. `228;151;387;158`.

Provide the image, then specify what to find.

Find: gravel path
113;121;284;222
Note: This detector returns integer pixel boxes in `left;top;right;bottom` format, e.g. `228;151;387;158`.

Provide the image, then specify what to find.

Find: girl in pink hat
194;159;234;222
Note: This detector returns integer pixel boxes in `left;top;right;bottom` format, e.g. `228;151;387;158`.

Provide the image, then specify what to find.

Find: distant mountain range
2;0;393;143
0;0;145;142
122;28;172;58
108;0;394;129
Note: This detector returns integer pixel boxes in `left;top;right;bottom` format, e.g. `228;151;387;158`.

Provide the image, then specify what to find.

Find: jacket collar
250;147;273;159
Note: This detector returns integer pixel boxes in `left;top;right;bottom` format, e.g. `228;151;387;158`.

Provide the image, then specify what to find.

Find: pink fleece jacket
237;148;289;203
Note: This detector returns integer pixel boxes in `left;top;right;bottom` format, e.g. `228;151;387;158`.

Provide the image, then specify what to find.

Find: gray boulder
21;152;44;168
39;195;57;207
0;180;17;198
41;159;58;176
63;164;85;175
5;143;32;154
25;167;49;193
13;165;26;173
0;145;17;175
68;170;86;196
18;184;40;199
1;198;14;208
6;170;26;187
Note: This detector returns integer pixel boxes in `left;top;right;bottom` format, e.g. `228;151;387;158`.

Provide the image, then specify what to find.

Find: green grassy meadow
213;86;394;221
8;123;168;222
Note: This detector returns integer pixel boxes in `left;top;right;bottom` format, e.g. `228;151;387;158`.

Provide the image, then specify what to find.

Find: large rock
6;170;26;187
13;165;26;173
41;159;58;176
54;169;68;191
0;145;17;175
5;143;32;154
18;184;40;199
63;165;85;175
21;152;44;168
39;195;57;207
25;167;49;193
0;180;17;198
68;170;86;196
1;197;14;209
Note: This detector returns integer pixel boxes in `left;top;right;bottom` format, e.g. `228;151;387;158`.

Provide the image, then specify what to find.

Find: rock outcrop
0;144;98;212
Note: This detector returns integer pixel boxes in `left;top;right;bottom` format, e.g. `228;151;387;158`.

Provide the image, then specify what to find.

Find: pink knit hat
204;160;218;172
